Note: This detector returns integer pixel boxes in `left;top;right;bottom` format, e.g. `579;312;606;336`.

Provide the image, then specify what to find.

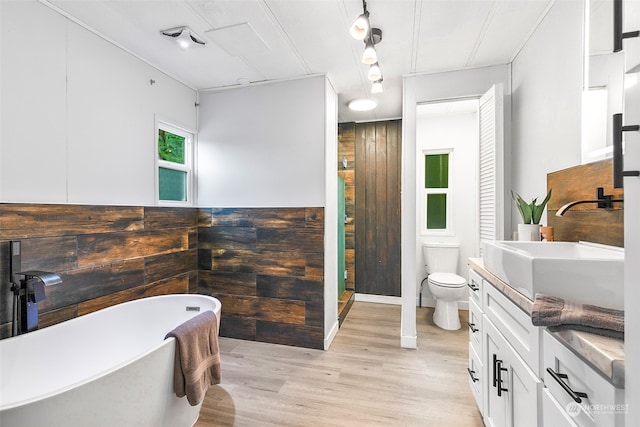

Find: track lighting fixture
161;26;206;49
368;62;381;81
350;1;383;108
371;78;383;94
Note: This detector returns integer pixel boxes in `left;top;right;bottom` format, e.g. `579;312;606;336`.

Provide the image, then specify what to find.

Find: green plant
512;189;552;224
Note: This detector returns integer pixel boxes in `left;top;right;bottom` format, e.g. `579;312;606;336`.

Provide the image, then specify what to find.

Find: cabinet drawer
542;387;579;427
468;342;484;416
483;280;541;376
468;297;483;356
468;269;482;306
543;331;625;427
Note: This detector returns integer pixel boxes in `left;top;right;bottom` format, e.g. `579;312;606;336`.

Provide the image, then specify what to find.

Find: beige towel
531;294;624;340
165;311;221;406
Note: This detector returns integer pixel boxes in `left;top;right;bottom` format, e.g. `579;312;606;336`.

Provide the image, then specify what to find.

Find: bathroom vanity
467;258;625;427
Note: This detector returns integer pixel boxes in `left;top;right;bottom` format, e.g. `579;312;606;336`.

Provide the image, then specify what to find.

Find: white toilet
423;242;467;330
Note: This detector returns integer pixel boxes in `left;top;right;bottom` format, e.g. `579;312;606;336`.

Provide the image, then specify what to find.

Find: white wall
0;0;197;205
401;64;511;348
510;0;583;227
197;76;327;208
416;106;479;306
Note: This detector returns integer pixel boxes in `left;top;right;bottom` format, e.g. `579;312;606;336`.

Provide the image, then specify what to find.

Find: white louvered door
478;84;505;255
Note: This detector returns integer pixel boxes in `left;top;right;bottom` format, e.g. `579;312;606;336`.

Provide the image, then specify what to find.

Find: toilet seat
428;272;466;288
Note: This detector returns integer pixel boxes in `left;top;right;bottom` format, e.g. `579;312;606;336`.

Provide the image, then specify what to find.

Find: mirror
581;0;625;164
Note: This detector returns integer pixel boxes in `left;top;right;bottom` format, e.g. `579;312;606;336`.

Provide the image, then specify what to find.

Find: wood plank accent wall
197;208;324;350
0;204;198;339
547;159;623;247
354;120;402;296
338;123;356;291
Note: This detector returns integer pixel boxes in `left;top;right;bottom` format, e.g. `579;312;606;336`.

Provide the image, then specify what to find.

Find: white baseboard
401;334;418;349
355;293;402;305
324;320;339;350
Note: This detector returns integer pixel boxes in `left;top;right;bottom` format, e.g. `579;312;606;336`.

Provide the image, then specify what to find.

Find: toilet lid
429;272;466;288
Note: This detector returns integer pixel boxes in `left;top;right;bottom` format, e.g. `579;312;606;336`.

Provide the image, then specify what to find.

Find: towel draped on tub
531;293;624;340
165;311;221;406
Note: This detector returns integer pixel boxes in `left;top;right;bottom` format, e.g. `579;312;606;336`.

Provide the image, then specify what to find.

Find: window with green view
157;123;192;204
424;152;450;231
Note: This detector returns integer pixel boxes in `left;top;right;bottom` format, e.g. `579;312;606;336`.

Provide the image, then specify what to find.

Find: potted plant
511;189;552;241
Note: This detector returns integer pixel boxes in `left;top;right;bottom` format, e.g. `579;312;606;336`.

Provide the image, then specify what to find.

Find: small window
156;121;193;205
422;151;452;233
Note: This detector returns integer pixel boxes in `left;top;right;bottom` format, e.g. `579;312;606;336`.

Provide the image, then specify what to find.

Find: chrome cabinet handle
467;322;479;333
546;367;588;403
467;368;479;383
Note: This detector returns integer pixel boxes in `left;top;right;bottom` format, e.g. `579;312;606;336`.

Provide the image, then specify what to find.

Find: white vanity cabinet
468;268;542;427
468;265;625;427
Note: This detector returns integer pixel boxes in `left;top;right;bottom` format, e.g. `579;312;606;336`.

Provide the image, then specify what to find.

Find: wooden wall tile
256;322;324;349
218;314;256;341
216;294;305;325
257;228;323;253
77;229;189;267
0;204;143;239
198;270;257;296
199;227;257;249
19;236;77;272
144;249;197;284
256;275;322;302
144;206;198;229
547;159;623;247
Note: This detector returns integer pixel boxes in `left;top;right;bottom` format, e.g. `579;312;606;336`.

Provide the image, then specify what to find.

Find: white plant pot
517;224;541;241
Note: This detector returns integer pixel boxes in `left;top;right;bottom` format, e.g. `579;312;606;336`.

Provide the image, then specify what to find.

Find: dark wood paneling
256;275;323;302
256;322;324;350
216;294;305;325
145;249;198;284
77;229;189;267
198;227;257;249
354;120;402;296
144;206;198;229
0;204;144;239
257;228;323;253
20;236;78;272
197;206;324;349
547;159;623;247
198;270;257;296
211;249;306;276
218;314;256;341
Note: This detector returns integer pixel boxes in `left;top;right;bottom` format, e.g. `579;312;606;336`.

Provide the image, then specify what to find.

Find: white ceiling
45;0;553;123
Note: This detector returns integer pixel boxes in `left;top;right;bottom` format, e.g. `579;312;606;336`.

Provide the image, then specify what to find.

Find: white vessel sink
482;241;624;309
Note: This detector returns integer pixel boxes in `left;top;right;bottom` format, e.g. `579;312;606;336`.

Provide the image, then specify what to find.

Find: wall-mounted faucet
9;241;63;336
555;187;624;217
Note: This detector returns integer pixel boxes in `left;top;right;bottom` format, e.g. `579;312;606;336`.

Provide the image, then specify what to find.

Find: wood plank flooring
195;302;484;427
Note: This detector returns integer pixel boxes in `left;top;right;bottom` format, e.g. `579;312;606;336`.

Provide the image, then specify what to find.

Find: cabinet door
542;388;579;427
484;318;508;427
506;339;541;427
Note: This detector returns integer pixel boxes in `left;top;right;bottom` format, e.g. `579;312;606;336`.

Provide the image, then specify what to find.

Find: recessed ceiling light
348;98;377;111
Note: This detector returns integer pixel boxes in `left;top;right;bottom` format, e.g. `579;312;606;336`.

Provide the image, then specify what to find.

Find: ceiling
45;0;553;123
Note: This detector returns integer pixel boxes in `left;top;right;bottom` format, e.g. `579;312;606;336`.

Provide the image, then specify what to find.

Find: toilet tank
422;242;460;274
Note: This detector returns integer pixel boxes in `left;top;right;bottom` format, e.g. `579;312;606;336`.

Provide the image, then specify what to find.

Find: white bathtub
0;294;221;427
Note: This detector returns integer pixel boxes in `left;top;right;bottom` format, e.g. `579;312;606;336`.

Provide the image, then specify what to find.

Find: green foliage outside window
158;130;185;164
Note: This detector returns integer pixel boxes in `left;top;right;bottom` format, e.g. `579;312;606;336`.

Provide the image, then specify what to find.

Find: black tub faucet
9;241;63;336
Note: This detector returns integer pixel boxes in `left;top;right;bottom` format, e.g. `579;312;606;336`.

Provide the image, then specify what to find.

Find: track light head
350;12;370;40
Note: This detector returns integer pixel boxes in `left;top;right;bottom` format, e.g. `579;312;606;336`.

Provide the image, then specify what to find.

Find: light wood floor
195;302;484;427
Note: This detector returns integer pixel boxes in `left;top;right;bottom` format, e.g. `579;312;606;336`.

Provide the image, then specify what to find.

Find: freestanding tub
0;294;221;427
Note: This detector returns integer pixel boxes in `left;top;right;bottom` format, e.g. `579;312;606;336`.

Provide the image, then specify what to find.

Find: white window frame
420;149;454;236
155;119;195;206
